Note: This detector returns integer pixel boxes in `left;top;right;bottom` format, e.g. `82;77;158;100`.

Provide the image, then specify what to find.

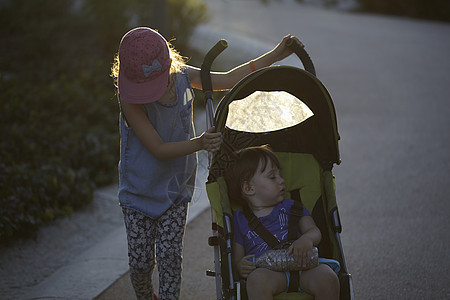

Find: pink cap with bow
118;27;171;103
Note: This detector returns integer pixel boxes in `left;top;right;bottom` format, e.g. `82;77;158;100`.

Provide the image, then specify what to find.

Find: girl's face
246;159;285;207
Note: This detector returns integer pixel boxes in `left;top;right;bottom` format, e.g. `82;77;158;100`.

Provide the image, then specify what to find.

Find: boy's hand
237;255;256;278
288;237;314;268
199;127;222;152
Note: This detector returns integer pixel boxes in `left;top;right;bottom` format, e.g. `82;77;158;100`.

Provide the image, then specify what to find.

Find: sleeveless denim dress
118;69;197;219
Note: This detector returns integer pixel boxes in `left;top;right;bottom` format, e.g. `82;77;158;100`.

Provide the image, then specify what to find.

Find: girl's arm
298;215;322;246
187;35;303;90
288;215;322;265
233;241;256;279
121;101;221;160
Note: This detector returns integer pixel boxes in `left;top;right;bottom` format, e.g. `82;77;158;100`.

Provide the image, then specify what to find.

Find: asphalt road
193;0;450;299
100;0;450;299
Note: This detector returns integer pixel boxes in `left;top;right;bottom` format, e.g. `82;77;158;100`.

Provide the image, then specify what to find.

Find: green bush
355;0;450;22
0;69;118;242
0;0;209;243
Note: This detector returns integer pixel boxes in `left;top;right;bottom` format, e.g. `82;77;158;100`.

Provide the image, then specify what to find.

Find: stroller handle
286;37;316;76
201;39;228;96
201;39;228;131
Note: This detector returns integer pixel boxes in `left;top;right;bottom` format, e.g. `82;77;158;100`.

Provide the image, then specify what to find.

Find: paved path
179;1;450;299
96;207;217;300
100;1;450;298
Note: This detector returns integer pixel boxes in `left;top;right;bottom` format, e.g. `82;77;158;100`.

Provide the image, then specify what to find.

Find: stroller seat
207;152;336;300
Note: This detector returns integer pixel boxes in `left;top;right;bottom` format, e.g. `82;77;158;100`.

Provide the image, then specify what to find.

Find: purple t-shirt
233;198;311;258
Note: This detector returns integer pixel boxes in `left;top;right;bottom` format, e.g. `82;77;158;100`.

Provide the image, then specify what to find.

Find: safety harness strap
287;189;303;293
288;189;303;240
243;206;280;249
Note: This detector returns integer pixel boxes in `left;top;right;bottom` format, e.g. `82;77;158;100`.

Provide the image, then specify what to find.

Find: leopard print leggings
122;203;188;300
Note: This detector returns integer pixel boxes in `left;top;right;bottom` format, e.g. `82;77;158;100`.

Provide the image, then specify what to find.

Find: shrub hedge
0;0;208;243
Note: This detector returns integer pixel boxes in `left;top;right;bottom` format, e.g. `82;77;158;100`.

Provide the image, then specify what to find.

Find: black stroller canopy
214;66;340;168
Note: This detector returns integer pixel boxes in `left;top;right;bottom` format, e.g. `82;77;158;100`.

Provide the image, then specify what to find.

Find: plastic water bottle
249;247;319;271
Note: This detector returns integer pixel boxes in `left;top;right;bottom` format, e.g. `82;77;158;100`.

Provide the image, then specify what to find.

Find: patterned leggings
122;203;188;300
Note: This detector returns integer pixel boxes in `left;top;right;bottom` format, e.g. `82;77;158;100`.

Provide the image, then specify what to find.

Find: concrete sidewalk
95;207;218;300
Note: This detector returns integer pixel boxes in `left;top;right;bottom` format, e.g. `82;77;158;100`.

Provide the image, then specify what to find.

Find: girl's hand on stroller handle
199;127;222;152
271;35;297;62
285;35;316;76
286;36;304;50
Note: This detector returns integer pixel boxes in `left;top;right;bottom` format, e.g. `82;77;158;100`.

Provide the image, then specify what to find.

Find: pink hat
118;27;171;104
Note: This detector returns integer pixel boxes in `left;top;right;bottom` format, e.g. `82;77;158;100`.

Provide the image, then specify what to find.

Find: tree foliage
355;0;450;22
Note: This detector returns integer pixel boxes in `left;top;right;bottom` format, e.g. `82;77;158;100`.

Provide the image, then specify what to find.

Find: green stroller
200;38;353;300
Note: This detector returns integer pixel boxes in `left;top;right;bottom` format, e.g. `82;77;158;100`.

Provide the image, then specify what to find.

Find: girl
225;145;340;300
111;27;302;299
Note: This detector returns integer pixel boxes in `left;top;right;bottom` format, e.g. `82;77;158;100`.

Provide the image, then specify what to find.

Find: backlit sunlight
225;91;313;133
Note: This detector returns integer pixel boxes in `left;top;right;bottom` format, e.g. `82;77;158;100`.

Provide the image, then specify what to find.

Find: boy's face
245;159;285;207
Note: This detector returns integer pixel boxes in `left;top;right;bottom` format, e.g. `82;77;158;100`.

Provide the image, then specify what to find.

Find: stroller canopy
212;65;340;178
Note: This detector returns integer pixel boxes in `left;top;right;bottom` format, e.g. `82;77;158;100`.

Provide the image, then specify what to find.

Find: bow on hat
142;59;162;77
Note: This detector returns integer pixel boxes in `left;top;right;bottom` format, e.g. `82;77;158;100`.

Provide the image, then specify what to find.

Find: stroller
200;38;353;300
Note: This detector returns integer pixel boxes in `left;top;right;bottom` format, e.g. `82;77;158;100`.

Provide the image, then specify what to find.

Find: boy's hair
111;38;187;89
225;145;281;206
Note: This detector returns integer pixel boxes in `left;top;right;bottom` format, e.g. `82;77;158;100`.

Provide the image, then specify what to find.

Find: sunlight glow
225;91;314;133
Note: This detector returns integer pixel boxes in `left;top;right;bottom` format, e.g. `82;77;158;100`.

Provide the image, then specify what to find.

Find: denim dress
118;69;197;219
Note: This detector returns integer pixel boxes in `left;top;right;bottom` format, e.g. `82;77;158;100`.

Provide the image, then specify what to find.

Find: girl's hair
110;38;188;89
224;145;281;206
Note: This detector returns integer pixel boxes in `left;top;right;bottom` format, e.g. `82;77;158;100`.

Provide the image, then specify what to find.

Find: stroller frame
200;39;354;300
